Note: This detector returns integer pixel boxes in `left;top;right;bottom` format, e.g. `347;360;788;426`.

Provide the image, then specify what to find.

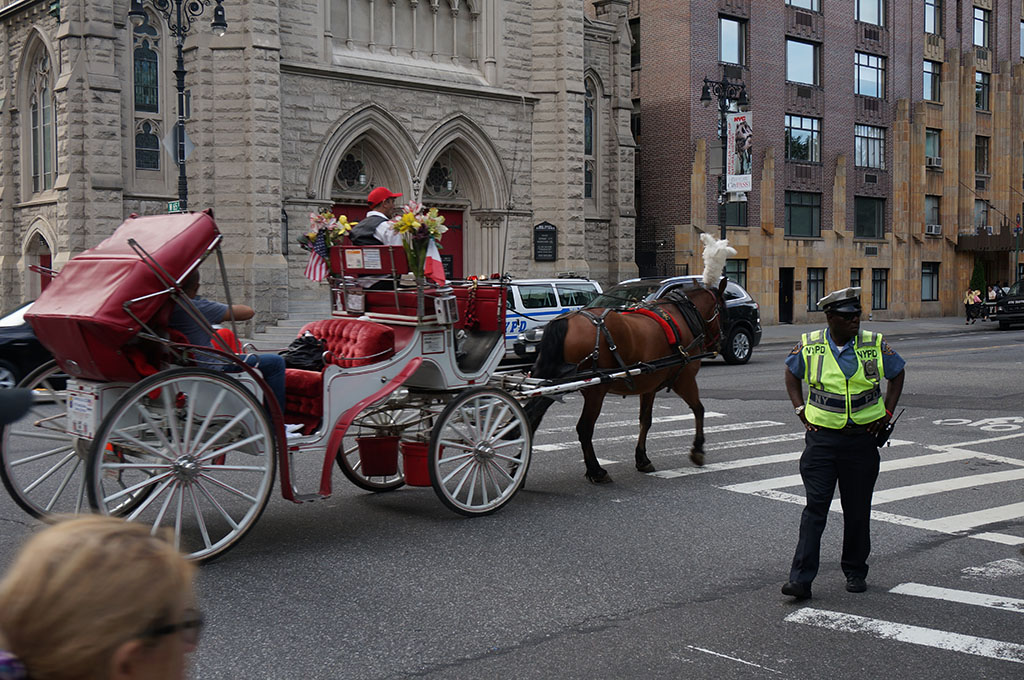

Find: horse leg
578;387;612;483
635;390;656;473
673;369;706;466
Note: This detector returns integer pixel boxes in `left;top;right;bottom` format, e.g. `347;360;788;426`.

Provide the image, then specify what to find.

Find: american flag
304;229;330;282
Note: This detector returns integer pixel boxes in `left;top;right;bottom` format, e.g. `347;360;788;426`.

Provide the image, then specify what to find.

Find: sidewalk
758;314;1000;348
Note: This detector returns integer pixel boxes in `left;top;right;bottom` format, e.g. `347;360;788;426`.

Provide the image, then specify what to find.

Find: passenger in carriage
170;270;288;421
350;186;403;246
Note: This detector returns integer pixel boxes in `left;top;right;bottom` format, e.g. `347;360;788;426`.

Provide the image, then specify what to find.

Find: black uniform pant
788;427;880;585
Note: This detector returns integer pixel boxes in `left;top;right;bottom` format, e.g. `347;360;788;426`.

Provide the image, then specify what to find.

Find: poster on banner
726;111;752;192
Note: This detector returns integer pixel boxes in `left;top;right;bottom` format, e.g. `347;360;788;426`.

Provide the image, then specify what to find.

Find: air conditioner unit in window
925;224;942;236
925;156;943;168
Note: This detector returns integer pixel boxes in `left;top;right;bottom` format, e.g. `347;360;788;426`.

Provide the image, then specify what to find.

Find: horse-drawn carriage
0;212;730;562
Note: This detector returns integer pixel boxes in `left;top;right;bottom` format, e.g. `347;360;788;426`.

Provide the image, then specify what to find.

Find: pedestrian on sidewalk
780;286;906;601
963;288;976;324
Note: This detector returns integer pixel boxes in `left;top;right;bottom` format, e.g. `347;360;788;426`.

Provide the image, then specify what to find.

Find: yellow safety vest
801;329;886;429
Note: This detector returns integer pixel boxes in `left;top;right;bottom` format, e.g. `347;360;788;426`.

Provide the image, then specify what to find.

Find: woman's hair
0;516;195;680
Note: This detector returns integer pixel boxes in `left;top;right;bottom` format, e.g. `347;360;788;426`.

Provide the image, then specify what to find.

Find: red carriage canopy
26;211;221;381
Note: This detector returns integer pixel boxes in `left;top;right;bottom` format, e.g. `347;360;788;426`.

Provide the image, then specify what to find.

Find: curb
757;320;1000;348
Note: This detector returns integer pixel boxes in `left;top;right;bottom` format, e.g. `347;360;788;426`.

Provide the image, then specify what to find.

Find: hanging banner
726;111;752;193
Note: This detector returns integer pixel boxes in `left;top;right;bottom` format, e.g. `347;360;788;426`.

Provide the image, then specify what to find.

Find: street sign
167;200;182;213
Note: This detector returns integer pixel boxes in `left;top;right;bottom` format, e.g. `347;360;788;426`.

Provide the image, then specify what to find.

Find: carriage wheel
428;387;532;516
336;400;430;492
86;368;277;563
0;361;85;518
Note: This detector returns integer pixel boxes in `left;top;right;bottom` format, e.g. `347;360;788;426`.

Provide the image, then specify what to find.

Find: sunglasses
140;608;205;647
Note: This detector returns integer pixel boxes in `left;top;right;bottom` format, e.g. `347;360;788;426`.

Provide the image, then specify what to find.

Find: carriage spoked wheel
428;387;532;516
336;398;430;492
85;368;277;563
0;361;86;518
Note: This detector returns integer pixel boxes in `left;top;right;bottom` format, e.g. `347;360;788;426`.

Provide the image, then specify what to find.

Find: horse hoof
689;449;705;467
636;462;655;473
586;470;613;484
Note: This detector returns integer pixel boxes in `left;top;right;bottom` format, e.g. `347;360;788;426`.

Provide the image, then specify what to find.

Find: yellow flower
392;211;421;234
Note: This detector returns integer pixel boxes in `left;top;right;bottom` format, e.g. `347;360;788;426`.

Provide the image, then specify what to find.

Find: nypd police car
504;278;601;360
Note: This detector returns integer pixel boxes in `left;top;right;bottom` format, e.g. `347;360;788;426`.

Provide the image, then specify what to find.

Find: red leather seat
283;319;396;428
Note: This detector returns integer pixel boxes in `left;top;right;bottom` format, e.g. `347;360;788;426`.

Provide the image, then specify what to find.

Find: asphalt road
1;326;1022;679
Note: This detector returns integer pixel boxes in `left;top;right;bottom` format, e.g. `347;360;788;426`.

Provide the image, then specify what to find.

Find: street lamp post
129;0;227;212
699;77;749;242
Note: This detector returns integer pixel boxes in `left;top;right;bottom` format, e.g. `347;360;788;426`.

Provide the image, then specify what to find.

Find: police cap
818;286;862;313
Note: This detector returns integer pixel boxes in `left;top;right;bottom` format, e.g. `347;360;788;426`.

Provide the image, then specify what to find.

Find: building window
133;15;160;114
629;18;640;69
851;268;862;289
974;199;989;228
808;268;827;311
924;60;941;101
29;50;57;193
785;115;820;162
135;120;161;170
856;0;884;27
725;259;747;289
719;16;746;65
921;262;939;301
925;0;942;35
855;52;886;98
975;71;990;111
785;191;821;238
1021;21;1024;59
976;135;989;175
787;0;820;10
584;78;595;199
974;7;991;48
725;200;747;227
871;269;889;310
855;197;885;239
925;128;942;158
786;40;819;85
855;124;885;169
925;195;941;226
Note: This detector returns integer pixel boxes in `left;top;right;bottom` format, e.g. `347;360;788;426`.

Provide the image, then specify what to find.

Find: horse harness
576;287;722;390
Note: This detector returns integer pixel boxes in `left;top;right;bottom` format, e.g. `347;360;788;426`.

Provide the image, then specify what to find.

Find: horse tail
530;315;570;379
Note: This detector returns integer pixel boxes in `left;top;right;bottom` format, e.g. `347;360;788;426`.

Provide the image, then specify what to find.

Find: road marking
890;583;1024;614
918;502;1024;535
652;450;802;479
932;431;1024;450
962;559;1024;579
741;490;1024;546
785;608;1024;664
532;420;783;452
684;645;782;674
872;468;1024;505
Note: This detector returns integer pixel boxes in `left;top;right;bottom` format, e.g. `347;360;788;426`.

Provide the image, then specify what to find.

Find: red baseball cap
367;186;402;206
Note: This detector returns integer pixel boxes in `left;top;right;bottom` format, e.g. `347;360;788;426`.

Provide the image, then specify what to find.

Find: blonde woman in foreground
0;516;199;680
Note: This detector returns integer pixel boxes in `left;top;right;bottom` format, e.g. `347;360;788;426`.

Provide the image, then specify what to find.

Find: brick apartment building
633;0;1024;324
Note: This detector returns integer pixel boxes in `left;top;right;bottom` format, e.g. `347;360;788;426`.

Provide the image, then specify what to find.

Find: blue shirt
785;328;905;380
169;296;228;347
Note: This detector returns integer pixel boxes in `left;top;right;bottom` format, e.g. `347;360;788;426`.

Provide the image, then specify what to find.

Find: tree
969;259;986;292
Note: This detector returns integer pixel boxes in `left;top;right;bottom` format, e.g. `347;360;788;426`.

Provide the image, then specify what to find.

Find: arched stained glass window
29;52;56;193
133;15;159;113
584;78;596;199
135;121;161;170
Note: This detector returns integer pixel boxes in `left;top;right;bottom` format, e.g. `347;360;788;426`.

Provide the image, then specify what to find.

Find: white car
503;278;602;360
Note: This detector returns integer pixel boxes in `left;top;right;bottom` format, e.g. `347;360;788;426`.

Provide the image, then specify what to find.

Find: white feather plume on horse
700;233;737;287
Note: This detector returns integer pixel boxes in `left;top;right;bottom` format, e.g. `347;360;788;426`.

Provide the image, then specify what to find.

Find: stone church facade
0;0;636;326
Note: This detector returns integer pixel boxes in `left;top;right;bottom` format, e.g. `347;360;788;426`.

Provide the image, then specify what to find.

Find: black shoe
846;576;867;593
782;581;812;600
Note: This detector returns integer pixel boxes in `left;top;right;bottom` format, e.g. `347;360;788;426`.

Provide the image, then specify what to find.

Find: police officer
781;287;906;600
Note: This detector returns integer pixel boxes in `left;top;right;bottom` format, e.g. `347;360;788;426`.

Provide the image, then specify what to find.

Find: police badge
862;357;879;381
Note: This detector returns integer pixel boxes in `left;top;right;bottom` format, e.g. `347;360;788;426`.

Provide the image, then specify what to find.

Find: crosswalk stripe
872;468;1024;505
890;583;1024;614
533;420;784;453
962;559;1024;579
918;501;1024;535
651;451;802;479
785;607;1024;664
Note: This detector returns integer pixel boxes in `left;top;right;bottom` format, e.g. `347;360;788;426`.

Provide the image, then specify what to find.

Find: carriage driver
780;286;906;601
350;186;403;246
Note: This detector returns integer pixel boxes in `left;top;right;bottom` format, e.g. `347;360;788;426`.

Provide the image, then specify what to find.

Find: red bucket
400;440;432;487
355;436;399;476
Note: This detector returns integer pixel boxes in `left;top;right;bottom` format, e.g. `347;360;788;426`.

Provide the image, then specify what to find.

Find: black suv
582;276;762;364
990;279;1024;330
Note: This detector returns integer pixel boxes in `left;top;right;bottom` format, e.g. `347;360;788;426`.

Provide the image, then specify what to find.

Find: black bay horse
524;279;728;483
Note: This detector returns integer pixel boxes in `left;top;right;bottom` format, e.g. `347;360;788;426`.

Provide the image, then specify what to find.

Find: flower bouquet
389;201;447;284
298;210;352;281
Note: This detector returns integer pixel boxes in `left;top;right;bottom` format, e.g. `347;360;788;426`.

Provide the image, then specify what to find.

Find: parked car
516;276;761;365
504;278;602;360
990;279;1024;330
0;302;52;388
